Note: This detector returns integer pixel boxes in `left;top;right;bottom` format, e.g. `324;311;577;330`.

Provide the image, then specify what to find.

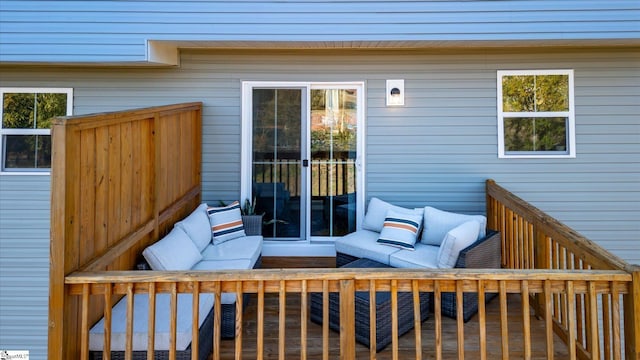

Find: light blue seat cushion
89;292;214;351
389;242;440;269
334;229;400;265
200;235;262;266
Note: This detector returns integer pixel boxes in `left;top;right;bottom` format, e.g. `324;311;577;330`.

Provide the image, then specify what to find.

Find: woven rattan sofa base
310;258;430;352
439;230;500;322
335;230;501;322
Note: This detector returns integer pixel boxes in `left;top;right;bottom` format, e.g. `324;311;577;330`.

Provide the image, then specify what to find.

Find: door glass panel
310;89;357;236
252;89;302;238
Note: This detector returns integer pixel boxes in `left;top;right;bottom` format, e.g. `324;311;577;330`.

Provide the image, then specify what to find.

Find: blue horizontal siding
1;0;639;63
0;48;638;358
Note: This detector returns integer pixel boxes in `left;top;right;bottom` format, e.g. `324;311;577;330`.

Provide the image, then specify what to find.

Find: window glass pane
3;134;52;169
504;117;567;152
3;93;36;129
252;88;302;238
502;75;535;112
36;93;67;128
535;75;569;112
310;89;358;236
502;75;569;113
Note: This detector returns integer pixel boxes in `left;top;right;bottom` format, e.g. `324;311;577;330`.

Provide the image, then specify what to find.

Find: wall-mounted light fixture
386;79;405;106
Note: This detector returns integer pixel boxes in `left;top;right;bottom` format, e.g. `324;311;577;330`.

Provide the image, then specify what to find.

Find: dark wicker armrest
455;230;501;269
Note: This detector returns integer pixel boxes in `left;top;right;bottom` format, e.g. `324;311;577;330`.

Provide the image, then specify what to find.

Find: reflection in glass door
251;88;304;239
310;88;358;237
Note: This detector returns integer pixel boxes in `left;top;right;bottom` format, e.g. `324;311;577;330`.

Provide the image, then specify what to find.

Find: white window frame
497;70;575;158
0;87;73;175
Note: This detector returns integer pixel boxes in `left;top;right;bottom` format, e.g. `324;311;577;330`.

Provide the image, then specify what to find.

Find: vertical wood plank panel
79;129;96;265
611;283;621;360
544;280;554;359
147;282;156;360
412;280;422;360
107;124;122;248
49;103;202;359
213;282;221;360
340;279;355;360
125;283;134;360
456;281;464;360
369;280;376;359
191;281;200;360
95;126;110;257
478;279;487;360
499;281;509;360
566;281;577;360
257;281;265;360
434;281;442;360
521;280;531;360
391;279;399;360
587;282;600;359
235;282;244;360
323;280;329;360
301;280;308;360
279;280;286;360
120;122;133;268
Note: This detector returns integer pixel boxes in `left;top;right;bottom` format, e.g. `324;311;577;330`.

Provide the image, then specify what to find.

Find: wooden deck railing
486;179;640;360
66;268;632;360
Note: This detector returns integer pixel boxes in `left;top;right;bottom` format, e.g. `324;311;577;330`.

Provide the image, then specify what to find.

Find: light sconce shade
386;79;405;106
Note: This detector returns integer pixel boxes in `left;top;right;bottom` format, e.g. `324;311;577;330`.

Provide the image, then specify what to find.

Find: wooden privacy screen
48;102;202;359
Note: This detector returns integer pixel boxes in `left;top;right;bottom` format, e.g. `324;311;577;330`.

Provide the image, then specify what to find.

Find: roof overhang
2;39;639;67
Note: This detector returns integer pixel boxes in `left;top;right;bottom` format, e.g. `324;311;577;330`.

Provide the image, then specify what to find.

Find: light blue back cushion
421;206;486;246
362;197;424;233
437;220;481;268
207;201;246;245
142;227;203;270
174;203;211;252
376;210;423;251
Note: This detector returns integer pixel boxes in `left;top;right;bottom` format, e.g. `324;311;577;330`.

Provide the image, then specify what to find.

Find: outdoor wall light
386;79;405;106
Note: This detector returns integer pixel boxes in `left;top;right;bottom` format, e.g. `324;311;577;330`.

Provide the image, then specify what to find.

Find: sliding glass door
242;82;363;241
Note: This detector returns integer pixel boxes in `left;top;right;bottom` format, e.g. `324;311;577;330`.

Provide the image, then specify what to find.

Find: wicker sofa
334;198;501;322
89;202;263;359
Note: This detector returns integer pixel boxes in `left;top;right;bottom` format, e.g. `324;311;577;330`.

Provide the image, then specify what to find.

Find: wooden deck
210;257;569;360
215;285;569;359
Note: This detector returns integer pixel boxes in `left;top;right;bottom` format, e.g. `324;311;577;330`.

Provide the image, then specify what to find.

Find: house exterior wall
1;0;639;63
0;48;639;357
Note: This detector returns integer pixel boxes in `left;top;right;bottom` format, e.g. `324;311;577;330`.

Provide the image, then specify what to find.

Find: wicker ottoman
310;258;430;351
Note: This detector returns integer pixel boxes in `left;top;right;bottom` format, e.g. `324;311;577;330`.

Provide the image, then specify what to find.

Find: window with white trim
1;88;73;174
497;70;575;158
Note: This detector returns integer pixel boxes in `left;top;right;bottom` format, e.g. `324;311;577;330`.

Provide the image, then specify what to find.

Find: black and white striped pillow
207;201;246;245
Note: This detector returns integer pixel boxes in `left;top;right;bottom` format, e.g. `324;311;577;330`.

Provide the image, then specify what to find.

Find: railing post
534;229;550;318
624;266;640;360
339;279;355;360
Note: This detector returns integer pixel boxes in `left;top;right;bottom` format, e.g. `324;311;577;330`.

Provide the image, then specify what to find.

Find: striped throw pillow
207;201;246;245
376;210;423;251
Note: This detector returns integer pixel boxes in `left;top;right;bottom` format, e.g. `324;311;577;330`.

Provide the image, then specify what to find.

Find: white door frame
241;81;366;244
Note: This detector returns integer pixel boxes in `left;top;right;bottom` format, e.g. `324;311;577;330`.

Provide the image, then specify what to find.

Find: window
1;88;73;174
497;70;575;158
